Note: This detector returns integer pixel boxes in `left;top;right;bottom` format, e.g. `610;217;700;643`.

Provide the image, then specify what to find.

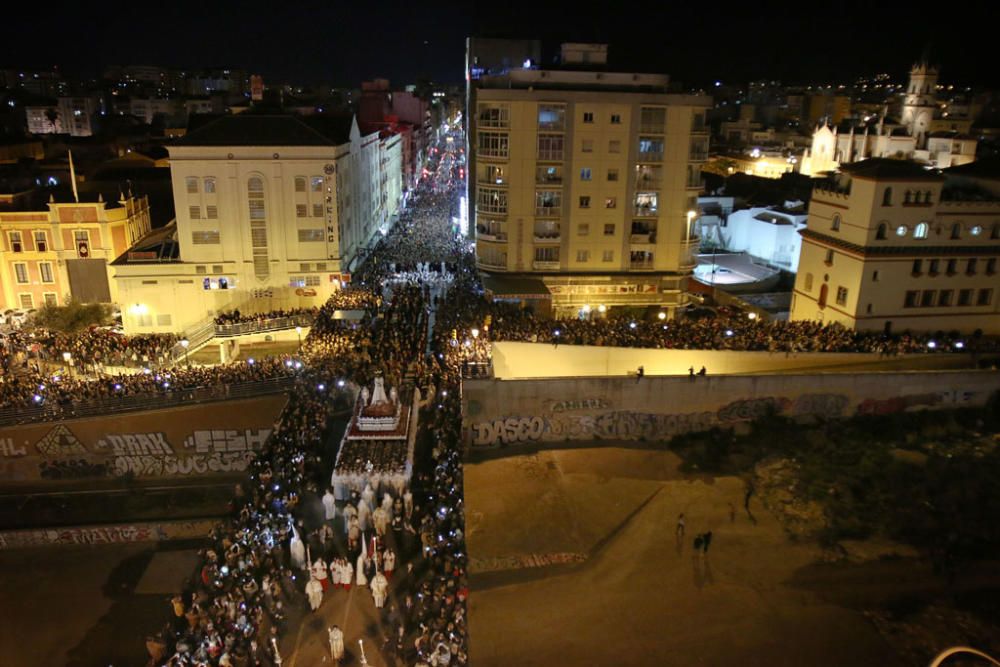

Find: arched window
876;222;888;240
203;177;216;194
294;176;307;193
882;187;893;206
950;223;961;240
818;284;829;309
904;190;912;204
924;190;933;204
247;177;269;279
914;222;929;239
831;214;841;231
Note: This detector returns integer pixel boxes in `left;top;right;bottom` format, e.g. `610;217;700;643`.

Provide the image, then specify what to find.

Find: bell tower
901;60;938;148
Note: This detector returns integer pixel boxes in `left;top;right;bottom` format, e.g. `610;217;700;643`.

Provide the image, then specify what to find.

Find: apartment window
582;112;594;123
576;250;590;262
604;224;615;236
639;107;665;132
74;230;90;255
137;313;153;327
610;114;621;124
478;104;509;128
938;290;953;306
967;258;978;275
186;177;199;194
39;262;53;283
157;314;173;326
582;139;594;153
189;205;201;220
882;187;892;206
533;190;559;215
904;291;919;308
986;258;997;275
14;262;28;284
911;259;923;276
43;293;57;307
298;229;324;242
195;265;207;274
804;273;814;291
311;176;323;192
946;258;957;276
951;223;961;240
19;293;33;308
866;303;873;314
824;249;834;265
915;222;929;239
487;165;507;184
638;137;664;160
204;177;216;193
920;290;936;307
876;223;887;240
533;246;559;262
537;134;564;161
311;204;323;218
537;105;565;131
608;140;621;154
605;197;616;209
9;231;22;252
305;275;320;287
33;231;47;252
580;168;592;181
192;231;221;244
929;259;939;275
831;214;840;231
602;250;614;262
577;224;590;236
478;132;509;158
835;286;848;306
872;270;879;282
991;223;1000;240
958;289;973;306
978;289;994;306
607;168;619;182
579;196;591;209
295;177;307;193
296;204;307;218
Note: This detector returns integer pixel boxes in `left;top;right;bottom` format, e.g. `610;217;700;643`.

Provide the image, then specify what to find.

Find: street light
62;351;72;378
686;210;696;244
658;311;667;320
180;338;190;367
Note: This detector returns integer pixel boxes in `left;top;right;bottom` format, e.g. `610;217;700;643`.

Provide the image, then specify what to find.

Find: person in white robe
371;571;388;609
328;625;345;661
305;575;323;611
383;548;396;578
289;527;306;571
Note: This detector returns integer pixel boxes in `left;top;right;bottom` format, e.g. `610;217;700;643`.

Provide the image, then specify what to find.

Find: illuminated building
790;158;1000;334
112;114;402;334
468;42;711;318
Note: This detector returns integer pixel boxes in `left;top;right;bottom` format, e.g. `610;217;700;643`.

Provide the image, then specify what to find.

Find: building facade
112;114;402;334
790;159;1000;334
0;194;151;310
469;44;711;318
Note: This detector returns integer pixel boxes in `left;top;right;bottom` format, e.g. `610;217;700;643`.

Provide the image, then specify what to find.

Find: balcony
478;175;507;186
537;149;564;162
640;123;664;134
532;260;561;270
637;151;664;163
535;205;561;218
680;236;700;268
633;205;658;218
477;257;508;271
629;232;656;244
476;228;508;242
629;259;655;270
534;232;561;243
536;172;563;185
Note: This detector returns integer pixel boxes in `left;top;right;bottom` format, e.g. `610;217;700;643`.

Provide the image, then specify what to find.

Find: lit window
835;287;848;306
970;225;982;236
204;178;216;193
311;176;323;192
580;168;592;181
914;222;929;239
605;198;616;209
896;225;908;237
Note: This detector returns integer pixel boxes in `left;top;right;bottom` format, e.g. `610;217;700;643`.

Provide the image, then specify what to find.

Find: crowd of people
214;308;318;327
2;327;177;372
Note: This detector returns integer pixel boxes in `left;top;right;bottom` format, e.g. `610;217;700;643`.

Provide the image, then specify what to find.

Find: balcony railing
680;236;701;268
532;260;561;270
533;232;561;242
477;256;508;271
640;123;664;134
478;176;507;186
689;150;708;162
478;149;509;160
476;229;508;242
633;205;658;218
637;151;664;162
629;232;656;244
535;205;561;217
537;149;564;161
214;313;316;338
629;260;655;270
536;174;563;185
476;204;508;216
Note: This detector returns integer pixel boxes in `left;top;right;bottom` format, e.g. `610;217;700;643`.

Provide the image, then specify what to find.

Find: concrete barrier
0;518;216;550
463;370;1000;449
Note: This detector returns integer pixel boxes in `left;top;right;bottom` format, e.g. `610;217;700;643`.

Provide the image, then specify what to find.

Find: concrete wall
463;370;1000;448
0;395;286;482
490;341;971;379
0;518;216;550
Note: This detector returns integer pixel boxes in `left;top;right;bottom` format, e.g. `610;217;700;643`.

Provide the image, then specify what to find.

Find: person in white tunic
329;558;342;588
381;492;394;518
383;548;396;578
341;559;353;590
361;483;375;513
372;505;389;536
357;500;371;532
322;487;337;525
328;625;345;661
305;575;323;611
403;489;413;519
342;504;357;535
289;527;306;571
370;571;388;609
311;557;329;592
356;552;368;586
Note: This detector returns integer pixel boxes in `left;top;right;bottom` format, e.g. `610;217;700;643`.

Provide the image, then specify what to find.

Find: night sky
3;0;998;89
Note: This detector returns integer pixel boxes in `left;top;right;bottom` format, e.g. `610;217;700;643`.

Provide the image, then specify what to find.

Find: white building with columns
113;114;402;334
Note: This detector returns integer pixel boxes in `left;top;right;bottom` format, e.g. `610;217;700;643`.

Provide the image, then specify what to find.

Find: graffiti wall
0;395;286;482
0;518;217;550
463;371;1000;448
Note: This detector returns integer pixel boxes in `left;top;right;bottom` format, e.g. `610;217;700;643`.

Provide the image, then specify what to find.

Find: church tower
900;60;938;148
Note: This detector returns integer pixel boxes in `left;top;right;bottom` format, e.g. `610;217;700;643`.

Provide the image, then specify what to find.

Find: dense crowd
2;327;177;371
146;129;471;666
214;308;318;326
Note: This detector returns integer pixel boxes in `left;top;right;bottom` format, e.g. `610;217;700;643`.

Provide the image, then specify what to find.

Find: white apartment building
113;114;402;334
469;43;711;318
791;158;1000;334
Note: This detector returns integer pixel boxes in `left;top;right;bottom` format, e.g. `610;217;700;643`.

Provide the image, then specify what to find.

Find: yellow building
470;43;711;318
790;159;1000;334
0;193;151;310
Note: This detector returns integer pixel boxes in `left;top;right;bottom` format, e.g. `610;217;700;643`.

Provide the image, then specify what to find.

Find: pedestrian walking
698;366;707;376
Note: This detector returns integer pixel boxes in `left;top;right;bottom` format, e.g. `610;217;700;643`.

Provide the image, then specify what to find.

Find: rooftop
944;157;1000;180
840;158;944;182
172;113;353;147
111;221;180;265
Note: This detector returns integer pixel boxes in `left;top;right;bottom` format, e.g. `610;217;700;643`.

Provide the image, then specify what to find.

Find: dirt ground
464;445;905;667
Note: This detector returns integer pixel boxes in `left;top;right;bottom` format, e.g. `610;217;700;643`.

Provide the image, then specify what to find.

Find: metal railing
461;360;493;379
0;375;296;427
213;313;316;338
